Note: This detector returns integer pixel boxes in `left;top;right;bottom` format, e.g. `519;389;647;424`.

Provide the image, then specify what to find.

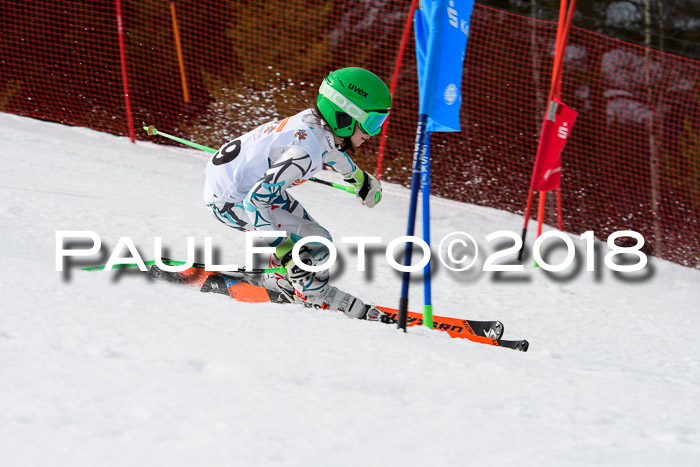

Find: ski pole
162;257;286;275
305;176;356;193
143;125;356;195
144;125;215;153
82;257;286;275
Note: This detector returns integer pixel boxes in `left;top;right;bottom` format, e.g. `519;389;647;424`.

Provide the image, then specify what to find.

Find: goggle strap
319;81;370;126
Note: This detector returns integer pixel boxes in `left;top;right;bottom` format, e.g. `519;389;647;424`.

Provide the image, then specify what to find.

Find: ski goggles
319;81;390;136
357;110;390;136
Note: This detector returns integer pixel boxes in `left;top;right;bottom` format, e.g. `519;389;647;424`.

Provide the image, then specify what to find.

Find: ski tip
497;338;529;352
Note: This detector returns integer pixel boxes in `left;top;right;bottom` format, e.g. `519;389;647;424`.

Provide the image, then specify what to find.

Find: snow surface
1;113;699;466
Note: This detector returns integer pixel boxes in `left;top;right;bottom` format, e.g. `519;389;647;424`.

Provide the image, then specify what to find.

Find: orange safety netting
1;1;698;268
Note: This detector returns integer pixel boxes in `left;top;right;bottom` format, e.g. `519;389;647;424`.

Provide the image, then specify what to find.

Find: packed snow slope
1;113;699;466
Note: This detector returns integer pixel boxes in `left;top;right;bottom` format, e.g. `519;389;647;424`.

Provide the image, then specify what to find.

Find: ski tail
148;264;279;303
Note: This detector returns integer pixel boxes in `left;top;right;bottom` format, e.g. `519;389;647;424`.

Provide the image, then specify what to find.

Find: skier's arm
325;149;382;208
243;145;313;233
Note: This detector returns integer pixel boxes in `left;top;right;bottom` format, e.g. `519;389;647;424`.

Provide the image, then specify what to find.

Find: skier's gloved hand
344;167;382;208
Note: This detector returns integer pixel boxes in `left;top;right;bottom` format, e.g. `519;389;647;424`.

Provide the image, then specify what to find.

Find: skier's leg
205;187;378;319
257;195;371;319
204;187;326;299
279;240;387;321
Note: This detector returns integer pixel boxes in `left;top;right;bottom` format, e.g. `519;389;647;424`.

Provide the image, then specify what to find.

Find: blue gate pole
398;113;429;331
421;133;433;328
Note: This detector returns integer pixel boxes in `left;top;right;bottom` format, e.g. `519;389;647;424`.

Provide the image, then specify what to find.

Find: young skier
203;67;391;321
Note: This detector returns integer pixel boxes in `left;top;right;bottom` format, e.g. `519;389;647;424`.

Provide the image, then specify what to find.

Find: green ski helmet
316;67;391;138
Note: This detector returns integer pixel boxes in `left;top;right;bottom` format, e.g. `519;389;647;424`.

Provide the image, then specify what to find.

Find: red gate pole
519;0;576;259
556;187;564;230
535;0;576;236
115;0;135;142
518;0;568;259
375;0;418;180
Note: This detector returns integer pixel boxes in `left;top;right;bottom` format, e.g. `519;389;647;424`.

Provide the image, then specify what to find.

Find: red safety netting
1;1;698;268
